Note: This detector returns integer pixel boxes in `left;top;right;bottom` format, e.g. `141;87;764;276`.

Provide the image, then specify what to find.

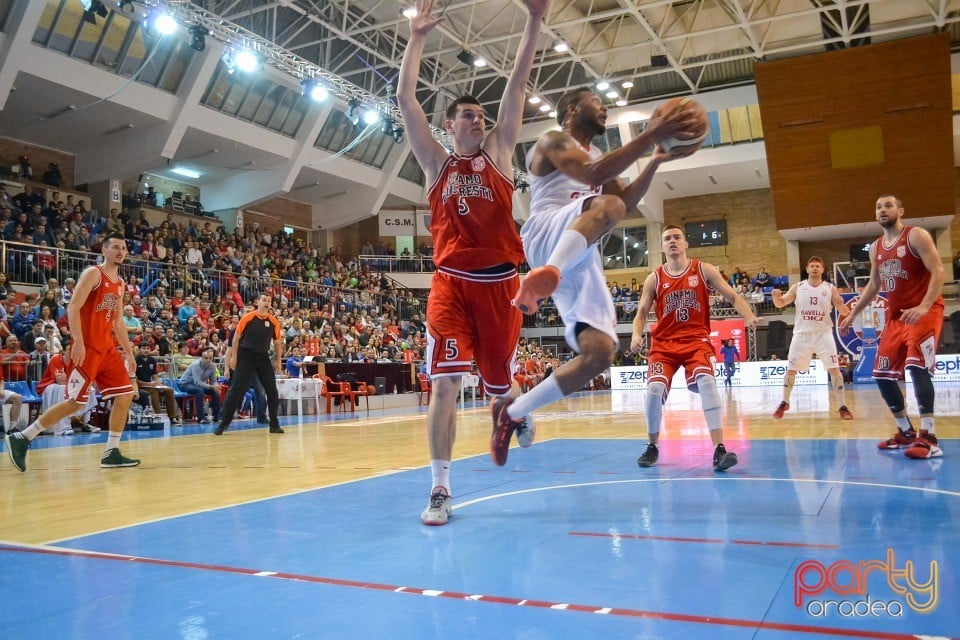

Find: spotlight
118;0;135;13
456;50;485;67
362;109;380;126
391;124;404;144
234;49;260;73
188;25;209;52
301;78;328;102
596;80;610;91
150;13;178;36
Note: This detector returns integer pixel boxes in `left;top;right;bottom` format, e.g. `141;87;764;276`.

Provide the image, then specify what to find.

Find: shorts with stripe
426;267;521;396
873;303;943;380
66;346;134;403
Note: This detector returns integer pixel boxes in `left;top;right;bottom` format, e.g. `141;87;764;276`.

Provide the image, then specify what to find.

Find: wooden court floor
1;383;958;639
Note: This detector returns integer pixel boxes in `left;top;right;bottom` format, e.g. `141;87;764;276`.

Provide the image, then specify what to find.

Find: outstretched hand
409;0;445;36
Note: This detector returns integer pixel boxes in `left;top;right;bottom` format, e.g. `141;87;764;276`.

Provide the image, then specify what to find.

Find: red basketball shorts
647;338;717;393
426;270;522;396
66;346;134;403
873;302;943;380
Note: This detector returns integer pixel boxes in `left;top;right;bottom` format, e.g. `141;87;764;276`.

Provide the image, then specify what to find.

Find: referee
214;293;285;435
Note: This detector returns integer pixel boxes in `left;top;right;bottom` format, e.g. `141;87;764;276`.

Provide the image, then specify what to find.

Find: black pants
219;349;280;430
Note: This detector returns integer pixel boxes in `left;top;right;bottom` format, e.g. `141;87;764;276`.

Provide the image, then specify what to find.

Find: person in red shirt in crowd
224;282;244;311
195;300;212;329
1;335;29;381
186;328;207;356
170;288;185;313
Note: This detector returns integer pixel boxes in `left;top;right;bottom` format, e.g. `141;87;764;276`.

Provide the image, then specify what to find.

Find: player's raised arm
396;0;449;182
485;0;549;170
533;99;694;186
611;144;675;210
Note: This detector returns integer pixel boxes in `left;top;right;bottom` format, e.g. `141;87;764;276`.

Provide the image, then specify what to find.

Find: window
603;226;647;268
315;110;395;169
398;152;425;186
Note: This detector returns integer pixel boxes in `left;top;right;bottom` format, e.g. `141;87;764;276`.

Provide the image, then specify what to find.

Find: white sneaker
515;414;536;448
420;487;452;526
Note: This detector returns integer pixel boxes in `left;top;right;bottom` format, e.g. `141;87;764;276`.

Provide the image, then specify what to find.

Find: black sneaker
100;447;140;468
6;431;30;472
213;422;227;436
269;426;284;434
637;443;659;467
713;443;738;472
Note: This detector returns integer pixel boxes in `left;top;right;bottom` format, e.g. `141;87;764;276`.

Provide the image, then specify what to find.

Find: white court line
452;476;960;512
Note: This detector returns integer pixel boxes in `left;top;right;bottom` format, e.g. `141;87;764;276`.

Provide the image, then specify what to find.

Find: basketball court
1;383;958;639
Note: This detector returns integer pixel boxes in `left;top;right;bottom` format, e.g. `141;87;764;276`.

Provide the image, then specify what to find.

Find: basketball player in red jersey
840;195;945;459
631;225;757;471
397;0;547;525
6;233;139;472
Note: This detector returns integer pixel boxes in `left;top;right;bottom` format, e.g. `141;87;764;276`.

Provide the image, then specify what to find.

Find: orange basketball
656;97;709;157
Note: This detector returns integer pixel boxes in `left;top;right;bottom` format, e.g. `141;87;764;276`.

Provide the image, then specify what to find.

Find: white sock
545;230;589;275
895;416;913;432
920;417;934;434
431;460;451;495
507;375;564;420
106;432;122;452
831;377;846;409
22;422;44;441
781;375;795;404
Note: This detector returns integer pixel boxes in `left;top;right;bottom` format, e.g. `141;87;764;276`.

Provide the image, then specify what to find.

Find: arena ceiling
201;0;960;126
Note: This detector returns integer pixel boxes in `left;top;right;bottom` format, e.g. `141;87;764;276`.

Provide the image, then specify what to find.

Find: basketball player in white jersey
490;88;695;458
770;256;853;420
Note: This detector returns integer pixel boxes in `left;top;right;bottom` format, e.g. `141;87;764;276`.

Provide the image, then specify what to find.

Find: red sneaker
839;406;854;420
904;431;942;459
773;402;789;419
490;397;520;466
878;428;917;450
512;266;560;314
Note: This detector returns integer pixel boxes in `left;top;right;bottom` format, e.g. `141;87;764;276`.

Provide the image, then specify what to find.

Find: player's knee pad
874;378;905;414
645;382;667;434
907;367;935;414
696;375;721;412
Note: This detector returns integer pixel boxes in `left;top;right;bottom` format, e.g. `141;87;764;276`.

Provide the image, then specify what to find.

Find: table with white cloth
275;377;320;415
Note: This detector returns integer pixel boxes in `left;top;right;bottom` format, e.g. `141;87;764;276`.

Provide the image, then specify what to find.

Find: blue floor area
3;438;958;639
